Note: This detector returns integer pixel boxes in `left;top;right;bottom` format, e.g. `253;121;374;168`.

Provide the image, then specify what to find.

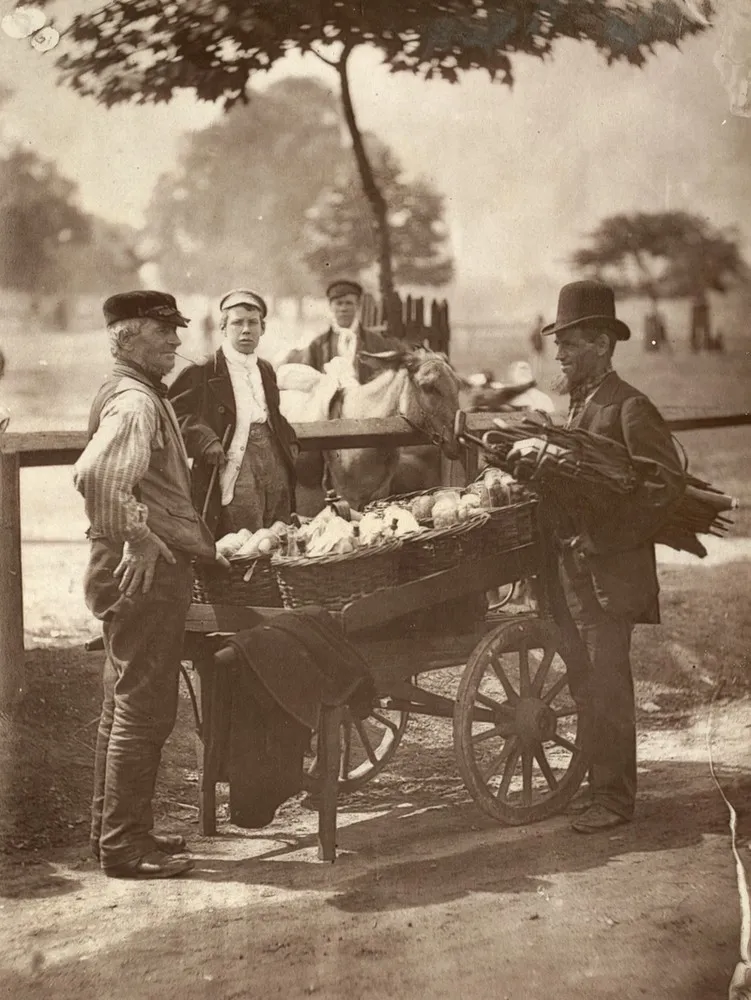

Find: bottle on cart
285;525;300;558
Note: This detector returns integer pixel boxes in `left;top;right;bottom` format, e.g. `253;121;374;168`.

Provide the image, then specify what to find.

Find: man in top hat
74;290;218;878
283;279;396;385
510;280;684;833
169;289;299;537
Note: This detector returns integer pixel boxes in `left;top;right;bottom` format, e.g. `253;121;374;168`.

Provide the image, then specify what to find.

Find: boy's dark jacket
168;349;299;537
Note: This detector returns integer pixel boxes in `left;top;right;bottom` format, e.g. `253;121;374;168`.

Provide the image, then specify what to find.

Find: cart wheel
454;618;590;825
303;702;410;794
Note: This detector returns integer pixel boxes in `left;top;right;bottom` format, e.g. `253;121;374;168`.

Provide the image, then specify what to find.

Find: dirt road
2;700;749;1000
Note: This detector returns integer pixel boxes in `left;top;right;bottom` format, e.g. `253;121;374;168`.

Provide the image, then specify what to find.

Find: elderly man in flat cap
511;280;684;833
169;289;298;537
284;279;396;385
75;290;217;879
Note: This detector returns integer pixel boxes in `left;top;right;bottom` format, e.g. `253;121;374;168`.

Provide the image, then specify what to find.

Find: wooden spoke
352;716;380;766
475;690;514;716
534;747;559;791
371;710;401;734
552;734;580;755
531;647;556;695
497;745;522;800
518;641;531;698
304;705;410;795
472;722;515;746
340;716;352;781
554;706;579;719
490;655;520;704
481;736;520;781
542;673;569;705
521;750;533;805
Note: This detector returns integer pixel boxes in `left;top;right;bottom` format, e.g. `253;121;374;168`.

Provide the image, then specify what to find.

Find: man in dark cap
74;290;218;878
169;289;298;537
283;279;395;384
513;280;684;833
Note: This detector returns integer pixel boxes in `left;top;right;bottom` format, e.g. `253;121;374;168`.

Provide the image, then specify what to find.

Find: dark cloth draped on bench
205;607;375;828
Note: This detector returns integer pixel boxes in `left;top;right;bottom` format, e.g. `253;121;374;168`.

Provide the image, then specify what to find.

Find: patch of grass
633;561;751;697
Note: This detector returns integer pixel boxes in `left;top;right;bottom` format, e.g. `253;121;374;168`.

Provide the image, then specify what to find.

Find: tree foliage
61;216;144;294
572;211;747;302
145;77;343;296
305;137;453;288
0;147;90;294
57;0;709;298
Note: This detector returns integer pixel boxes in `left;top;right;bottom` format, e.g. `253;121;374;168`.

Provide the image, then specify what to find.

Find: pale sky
1;3;748;317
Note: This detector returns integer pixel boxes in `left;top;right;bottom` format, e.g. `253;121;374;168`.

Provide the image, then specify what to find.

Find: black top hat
103;290;190;327
326;280;363;301
219;289;268;319
542;280;630;341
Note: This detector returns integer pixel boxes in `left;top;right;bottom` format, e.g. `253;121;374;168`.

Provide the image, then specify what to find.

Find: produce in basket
215;530;249;558
306;516;359;557
432;491;461;528
457;493;482;520
411;494;437;522
215;526;283;561
382;504;422;536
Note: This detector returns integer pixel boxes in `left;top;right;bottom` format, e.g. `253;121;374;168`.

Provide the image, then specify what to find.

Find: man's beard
551;371;571;396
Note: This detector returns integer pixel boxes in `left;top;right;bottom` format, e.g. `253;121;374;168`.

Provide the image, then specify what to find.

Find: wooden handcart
182;499;593;862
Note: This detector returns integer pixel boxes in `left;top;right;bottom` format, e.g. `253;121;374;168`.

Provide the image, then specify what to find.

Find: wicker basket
398;511;490;582
476;499;538;556
271;538;402;613
192;554;283;608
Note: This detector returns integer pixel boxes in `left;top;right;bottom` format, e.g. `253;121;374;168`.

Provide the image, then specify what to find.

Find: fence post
0;451;25;711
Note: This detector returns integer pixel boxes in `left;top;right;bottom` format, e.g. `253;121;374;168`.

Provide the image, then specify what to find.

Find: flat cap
103;290;189;327
219;289;268;319
326;280;363;301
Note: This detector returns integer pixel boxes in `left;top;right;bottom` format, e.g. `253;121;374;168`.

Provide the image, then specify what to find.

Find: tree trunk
337;49;395;301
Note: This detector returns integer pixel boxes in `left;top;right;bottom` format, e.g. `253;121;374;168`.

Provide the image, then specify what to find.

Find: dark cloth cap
542;280;630;341
219;289;268;319
326;280;363;301
103;290;190;328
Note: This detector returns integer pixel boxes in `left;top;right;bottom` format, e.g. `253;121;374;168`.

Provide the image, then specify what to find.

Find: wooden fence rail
0;410;748;711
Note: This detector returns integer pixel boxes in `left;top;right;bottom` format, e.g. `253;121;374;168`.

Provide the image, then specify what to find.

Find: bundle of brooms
480;417;738;558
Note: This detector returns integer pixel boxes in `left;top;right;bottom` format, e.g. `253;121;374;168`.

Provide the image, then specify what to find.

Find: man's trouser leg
86;542;192;868
578;602;636;820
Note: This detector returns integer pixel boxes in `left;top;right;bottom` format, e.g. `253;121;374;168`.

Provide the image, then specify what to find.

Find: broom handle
201;425;233;521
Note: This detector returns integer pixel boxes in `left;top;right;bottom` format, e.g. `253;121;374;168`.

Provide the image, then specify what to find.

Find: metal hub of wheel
515;697;558;743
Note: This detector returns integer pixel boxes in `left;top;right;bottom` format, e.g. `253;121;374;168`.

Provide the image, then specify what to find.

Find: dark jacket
168;349;299;537
556;372;685;624
204;607;375;828
285;325;398;385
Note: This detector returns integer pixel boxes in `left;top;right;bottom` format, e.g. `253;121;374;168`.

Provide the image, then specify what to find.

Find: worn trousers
220;423;292;535
561;560;637;820
84;539;193;868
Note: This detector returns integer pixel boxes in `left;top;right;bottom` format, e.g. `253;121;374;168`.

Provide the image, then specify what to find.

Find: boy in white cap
169;289;299;536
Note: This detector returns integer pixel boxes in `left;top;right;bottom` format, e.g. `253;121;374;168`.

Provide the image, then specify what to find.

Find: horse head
360;345;463;461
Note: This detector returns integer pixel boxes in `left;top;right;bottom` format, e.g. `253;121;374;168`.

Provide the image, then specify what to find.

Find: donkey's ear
359;350;405;370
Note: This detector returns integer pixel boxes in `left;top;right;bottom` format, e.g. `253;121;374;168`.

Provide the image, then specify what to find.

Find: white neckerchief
332;319;360;363
219;343;268;505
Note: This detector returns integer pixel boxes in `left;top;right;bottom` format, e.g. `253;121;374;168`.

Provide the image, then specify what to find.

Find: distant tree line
145;77;453;306
572;211;748;350
0;145;142;304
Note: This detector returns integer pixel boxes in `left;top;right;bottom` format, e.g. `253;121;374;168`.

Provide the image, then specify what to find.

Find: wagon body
183;501;593;860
